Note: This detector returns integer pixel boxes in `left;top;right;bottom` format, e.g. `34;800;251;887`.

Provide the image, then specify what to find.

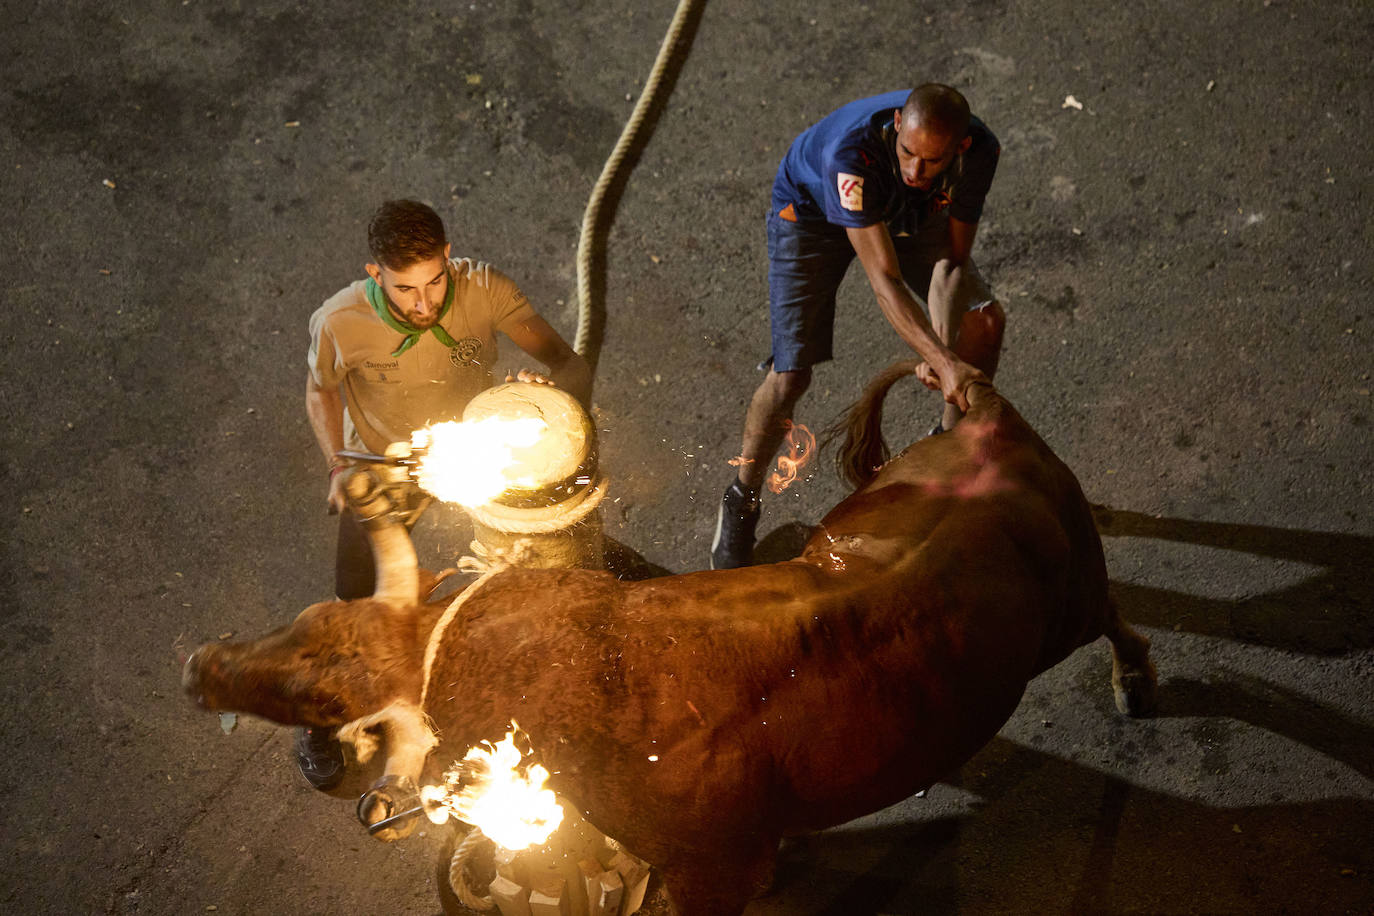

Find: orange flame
409;417;550;506
767;421;815;494
420;722;564;851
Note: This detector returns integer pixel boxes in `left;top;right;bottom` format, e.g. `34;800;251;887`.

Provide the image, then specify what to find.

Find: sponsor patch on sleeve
837;172;864;212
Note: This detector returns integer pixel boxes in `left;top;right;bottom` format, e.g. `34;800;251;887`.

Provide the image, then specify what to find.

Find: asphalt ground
2;0;1371;913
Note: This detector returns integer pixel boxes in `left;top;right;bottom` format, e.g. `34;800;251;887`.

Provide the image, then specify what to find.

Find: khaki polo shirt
308;258;538;454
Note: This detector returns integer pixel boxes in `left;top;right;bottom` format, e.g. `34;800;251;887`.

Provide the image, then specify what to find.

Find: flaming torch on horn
420;722;564;850
409;415;554;508
419;723;649;915
338;379;606;572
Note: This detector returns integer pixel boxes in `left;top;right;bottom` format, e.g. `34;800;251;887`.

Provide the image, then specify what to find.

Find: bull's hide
185;372;1156;916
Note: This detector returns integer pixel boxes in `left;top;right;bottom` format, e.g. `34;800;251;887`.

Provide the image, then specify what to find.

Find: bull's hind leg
662;865;754;916
661;837;780;916
1104;598;1157;717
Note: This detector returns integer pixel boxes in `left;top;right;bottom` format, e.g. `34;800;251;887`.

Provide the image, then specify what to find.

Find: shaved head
892;84;975;189
902;84;971;141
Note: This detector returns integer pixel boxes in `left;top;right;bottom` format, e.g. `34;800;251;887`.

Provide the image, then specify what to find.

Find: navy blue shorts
765;210;992;372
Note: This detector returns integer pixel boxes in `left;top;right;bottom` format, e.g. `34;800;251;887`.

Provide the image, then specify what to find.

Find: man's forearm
848;222;959;371
305;377;346;467
546;352;594;410
873;275;960;371
947;216;979;267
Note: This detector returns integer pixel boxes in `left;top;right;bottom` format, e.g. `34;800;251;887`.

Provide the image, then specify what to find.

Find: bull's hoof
1113;670;1158;718
357;775;421;842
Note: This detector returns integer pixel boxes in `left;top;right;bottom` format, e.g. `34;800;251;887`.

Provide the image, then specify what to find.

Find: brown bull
184;366;1156;915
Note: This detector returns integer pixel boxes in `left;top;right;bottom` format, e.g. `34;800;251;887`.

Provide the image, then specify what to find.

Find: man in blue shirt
712;84;1006;570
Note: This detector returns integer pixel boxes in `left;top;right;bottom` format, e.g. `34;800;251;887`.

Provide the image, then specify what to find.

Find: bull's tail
824;359;921;490
825;363;1000;490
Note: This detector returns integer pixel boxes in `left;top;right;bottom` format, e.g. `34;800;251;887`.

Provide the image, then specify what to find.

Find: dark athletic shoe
926;419;945;438
711;481;761;570
295;726;345;791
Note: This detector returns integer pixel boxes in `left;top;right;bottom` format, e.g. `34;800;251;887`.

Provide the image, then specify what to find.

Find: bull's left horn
344;469;419;609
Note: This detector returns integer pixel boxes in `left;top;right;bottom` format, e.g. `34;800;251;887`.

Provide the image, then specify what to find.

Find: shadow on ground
1093;505;1374;654
752;738;1371;915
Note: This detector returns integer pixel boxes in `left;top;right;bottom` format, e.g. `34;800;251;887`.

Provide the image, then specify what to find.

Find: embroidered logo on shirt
837;173;864;212
449;338;482;367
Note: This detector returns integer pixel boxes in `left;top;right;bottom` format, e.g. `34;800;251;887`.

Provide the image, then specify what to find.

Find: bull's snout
182;646;219;710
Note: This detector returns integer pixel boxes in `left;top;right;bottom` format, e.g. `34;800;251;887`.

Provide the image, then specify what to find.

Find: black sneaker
926;419;945;438
295;726;345;791
711;481;761;570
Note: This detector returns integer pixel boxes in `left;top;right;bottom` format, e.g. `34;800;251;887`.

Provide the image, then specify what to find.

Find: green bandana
365;269;459;357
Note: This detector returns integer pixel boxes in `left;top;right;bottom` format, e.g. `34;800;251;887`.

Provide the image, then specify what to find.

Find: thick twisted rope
463;476;608;535
574;0;706;374
444;2;703;908
449;827;497;911
456;538;538;575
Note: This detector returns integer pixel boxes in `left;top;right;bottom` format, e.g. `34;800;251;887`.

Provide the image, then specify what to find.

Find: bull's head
182;468;444;728
182;597;438;727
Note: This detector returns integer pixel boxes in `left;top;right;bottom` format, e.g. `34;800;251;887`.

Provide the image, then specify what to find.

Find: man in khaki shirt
299;199;591;789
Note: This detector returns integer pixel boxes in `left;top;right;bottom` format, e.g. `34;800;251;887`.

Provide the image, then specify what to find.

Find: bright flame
410;417;549;506
767;421;815;494
420;722;564;851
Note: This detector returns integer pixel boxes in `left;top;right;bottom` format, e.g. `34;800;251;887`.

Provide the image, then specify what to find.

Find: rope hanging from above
443;1;707;907
574;0;708;378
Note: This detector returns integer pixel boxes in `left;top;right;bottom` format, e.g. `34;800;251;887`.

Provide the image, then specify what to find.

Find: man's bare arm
947;216;979;267
305;373;348;512
503;315;594;409
846;223;983;410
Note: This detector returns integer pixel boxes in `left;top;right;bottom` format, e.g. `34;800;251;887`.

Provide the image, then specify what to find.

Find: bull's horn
344;470;419;608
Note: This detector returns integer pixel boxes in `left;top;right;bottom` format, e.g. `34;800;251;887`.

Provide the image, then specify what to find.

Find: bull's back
960;388;1114;667
811;384;1112;670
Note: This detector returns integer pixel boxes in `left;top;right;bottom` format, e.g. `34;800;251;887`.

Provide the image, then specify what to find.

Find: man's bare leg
714;367;811;569
735;367;812;490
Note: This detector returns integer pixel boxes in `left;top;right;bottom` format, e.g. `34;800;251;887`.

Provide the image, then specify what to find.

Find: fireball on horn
420;721;565;851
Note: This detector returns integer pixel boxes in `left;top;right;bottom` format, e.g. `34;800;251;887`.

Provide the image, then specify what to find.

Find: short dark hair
367;199;447;269
902;84;971;140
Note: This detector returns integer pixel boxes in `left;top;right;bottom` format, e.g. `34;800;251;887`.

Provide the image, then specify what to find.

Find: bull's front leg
659;835;781;916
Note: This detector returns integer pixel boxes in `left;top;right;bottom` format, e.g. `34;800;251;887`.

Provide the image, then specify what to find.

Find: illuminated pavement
2;1;1370;913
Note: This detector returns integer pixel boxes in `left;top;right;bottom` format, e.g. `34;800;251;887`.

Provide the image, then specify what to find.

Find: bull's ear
420;568;467;603
342;469;420;610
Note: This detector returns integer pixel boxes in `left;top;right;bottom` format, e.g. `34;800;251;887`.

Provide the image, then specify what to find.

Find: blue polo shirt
771;91;1000;233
